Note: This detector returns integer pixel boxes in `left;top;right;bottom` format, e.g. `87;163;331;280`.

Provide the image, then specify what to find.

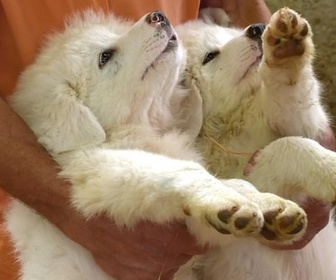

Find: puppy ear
172;79;204;139
36;83;106;154
184;76;205;138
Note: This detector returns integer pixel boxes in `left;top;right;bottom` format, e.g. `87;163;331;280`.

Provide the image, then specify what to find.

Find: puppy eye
202;51;219;65
99;49;115;68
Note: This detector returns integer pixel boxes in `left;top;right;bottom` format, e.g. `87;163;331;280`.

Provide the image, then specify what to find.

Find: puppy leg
259;8;329;139
63;149;264;245
246;136;336;203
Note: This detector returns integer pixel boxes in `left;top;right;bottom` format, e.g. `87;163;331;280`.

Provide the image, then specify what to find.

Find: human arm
200;0;272;27
0;97;206;279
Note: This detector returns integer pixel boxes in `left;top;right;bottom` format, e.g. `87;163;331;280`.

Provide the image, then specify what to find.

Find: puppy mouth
152;33;178;63
238;43;263;83
249;54;262;69
238;55;262;83
142;33;178;80
160;21;178;53
163;34;178;53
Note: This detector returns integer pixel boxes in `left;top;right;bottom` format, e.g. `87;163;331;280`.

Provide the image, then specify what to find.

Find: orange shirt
0;0;200;99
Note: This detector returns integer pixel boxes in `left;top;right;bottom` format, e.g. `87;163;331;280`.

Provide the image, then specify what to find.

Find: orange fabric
0;0;200;98
0;1;200;279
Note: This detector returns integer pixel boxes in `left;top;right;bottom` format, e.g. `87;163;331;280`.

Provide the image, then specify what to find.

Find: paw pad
234;217;251;230
264;7;312;59
217;206;239;223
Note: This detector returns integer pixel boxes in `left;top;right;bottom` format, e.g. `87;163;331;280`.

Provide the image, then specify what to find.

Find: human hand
60;213;207;280
200;0;271;27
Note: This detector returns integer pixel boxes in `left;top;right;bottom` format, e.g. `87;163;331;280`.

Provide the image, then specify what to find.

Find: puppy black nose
146;11;170;27
246;23;266;39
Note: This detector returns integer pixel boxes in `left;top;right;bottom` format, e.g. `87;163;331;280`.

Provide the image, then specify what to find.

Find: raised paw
263;7;313;61
253;193;307;242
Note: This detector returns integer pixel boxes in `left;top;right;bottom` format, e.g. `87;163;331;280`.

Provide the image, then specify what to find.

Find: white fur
6;8;336;280
4;11;277;279
175;7;336;280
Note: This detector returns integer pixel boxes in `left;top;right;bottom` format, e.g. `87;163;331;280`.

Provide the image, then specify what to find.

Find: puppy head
177;20;263;119
11;10;184;154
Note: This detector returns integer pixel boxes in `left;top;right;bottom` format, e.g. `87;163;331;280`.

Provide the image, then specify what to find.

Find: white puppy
175;7;336;280
6;8;336;280
5;10;304;280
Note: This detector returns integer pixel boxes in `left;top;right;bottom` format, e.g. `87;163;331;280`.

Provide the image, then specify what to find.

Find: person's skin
201;0;272;27
0;0;332;279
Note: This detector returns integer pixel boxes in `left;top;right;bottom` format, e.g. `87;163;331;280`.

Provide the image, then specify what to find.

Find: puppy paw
226;179;307;242
254;193;307;242
263;7;314;63
186;180;264;237
204;200;263;237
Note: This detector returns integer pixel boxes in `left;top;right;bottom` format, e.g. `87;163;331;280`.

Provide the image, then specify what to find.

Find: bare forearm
234;0;271;27
201;0;272;27
0;97;71;227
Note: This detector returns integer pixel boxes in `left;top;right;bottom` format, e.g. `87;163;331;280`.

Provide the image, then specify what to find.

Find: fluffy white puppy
175;7;336;280
5;10;304;280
